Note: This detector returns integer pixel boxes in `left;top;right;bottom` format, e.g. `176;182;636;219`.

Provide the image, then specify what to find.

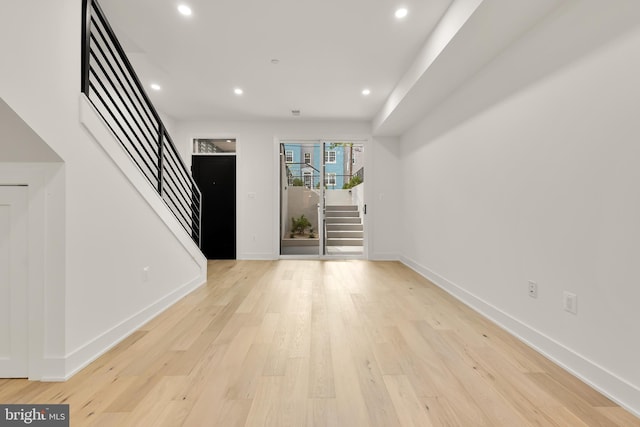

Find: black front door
192;155;236;259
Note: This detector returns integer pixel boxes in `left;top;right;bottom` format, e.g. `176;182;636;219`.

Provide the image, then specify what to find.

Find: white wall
158;111;177;140
173;120;401;259
0;98;62;163
399;24;640;414
0;0;206;379
369;137;401;259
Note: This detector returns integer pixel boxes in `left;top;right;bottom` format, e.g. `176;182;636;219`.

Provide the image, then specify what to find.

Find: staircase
325;205;363;248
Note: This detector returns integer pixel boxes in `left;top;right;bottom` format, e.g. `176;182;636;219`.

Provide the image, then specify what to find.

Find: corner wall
368;136;401;259
399;25;640;414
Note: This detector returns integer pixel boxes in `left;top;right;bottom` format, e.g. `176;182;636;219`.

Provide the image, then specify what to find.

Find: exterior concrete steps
326;237;363;246
326;230;363;238
325;204;363;248
326;210;360;218
326;205;358;211
326;217;361;224
328;223;363;231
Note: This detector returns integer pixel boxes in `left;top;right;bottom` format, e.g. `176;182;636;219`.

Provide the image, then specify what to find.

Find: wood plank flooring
1;260;638;426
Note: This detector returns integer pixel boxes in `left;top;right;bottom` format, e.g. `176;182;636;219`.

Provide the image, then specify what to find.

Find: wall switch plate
528;281;538;298
563;291;577;314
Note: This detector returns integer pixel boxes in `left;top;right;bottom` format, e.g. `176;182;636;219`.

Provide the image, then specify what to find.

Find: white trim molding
0;162;66;381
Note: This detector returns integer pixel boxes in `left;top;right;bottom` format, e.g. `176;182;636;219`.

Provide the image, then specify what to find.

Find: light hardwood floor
1;260;638;426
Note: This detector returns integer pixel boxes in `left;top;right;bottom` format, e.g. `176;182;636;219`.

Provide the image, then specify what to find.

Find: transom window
193;138;236;154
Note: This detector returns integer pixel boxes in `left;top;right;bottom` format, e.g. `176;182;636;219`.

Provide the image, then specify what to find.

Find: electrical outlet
563;291;577;314
528;281;538;298
142;266;150;282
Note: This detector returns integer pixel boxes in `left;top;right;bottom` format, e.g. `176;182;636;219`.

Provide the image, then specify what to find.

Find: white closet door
0;186;28;377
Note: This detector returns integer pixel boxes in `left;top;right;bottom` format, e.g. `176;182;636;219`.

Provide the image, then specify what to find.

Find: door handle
364;204;367;214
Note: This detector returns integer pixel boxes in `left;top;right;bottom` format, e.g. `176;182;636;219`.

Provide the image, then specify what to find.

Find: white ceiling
97;0;640;133
99;0;454;121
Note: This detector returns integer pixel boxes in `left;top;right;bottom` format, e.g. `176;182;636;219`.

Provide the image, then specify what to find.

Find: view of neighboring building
283;143;347;189
344;144;364;182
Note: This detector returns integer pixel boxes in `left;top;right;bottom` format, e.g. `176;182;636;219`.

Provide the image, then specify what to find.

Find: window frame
324;150;336;164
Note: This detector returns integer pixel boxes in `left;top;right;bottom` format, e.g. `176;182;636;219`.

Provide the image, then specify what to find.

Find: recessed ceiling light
177;4;192;16
234;88;244;95
395;7;408;19
362;88;371;96
150;83;161;91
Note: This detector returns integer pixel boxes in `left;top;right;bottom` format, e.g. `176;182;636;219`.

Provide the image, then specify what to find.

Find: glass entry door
279;140;365;257
321;141;365;256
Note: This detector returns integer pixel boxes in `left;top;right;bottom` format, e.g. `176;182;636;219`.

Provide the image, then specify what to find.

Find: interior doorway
0;186;29;377
279;140;366;257
192;139;237;259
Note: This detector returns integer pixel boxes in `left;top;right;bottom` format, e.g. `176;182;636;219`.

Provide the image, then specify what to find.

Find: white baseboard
61;274;205;380
400;255;640;418
37;358;66;382
369;251;400;261
239;252;278;260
